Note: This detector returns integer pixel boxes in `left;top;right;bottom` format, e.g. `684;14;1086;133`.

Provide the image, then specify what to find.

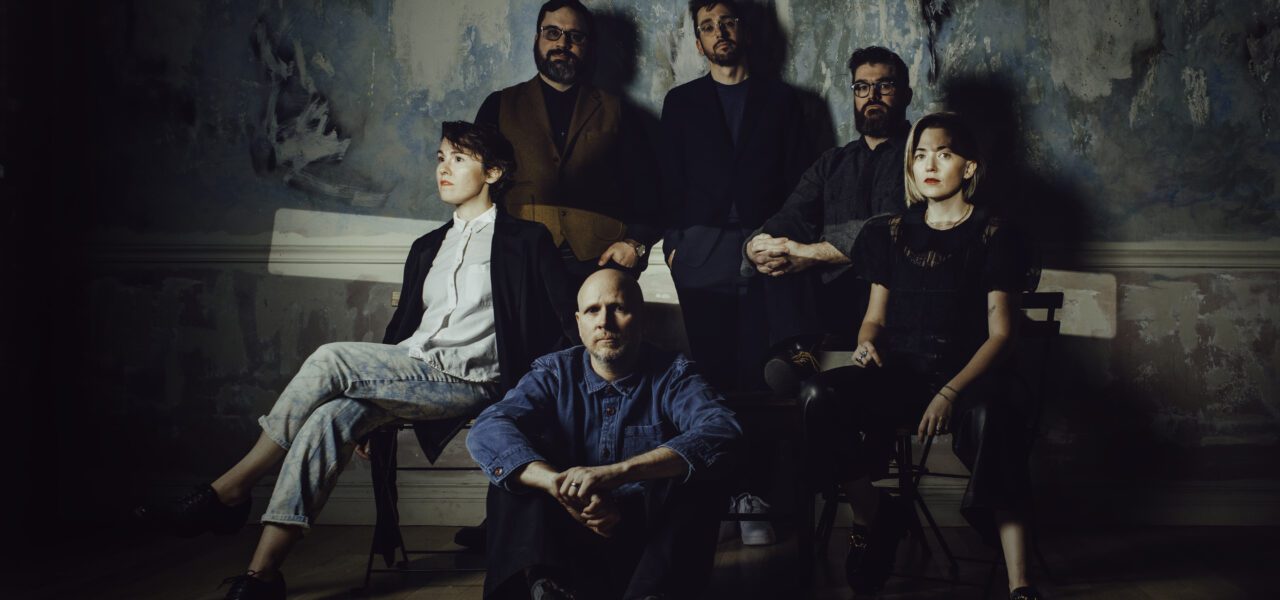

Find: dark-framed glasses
697;16;740;35
850;80;897;98
540;25;588;45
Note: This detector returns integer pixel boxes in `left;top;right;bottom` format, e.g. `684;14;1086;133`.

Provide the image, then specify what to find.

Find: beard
855;100;904;137
586;336;636;366
705;40;742;67
535;47;583;86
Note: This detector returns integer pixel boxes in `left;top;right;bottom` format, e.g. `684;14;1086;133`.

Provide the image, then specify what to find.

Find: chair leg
915;494;959;577
896;438;932;558
362;536;377;589
817;493;838;553
984;561;1000;598
1032;532;1053;581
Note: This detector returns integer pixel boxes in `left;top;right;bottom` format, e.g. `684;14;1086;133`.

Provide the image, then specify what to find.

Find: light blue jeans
257;342;500;528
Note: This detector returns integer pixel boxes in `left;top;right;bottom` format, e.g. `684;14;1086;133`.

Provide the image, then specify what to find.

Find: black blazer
381;209;579;460
659;75;811;268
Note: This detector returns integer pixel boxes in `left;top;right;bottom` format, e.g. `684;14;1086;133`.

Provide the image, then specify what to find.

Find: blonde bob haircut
903;112;984;207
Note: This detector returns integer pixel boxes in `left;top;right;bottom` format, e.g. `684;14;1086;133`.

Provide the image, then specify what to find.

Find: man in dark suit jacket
659;0;810;391
476;0;659;290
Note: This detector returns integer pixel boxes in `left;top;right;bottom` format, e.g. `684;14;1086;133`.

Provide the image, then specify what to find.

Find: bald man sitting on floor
467;270;745;600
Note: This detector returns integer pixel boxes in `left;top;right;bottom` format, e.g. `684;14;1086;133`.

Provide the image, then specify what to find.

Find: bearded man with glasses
743;46;916;395
474;0;660;294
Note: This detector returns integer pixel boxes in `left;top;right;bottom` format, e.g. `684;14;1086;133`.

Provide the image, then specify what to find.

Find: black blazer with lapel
659;74;811;270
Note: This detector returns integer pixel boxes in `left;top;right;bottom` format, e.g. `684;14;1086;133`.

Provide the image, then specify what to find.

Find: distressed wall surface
9;0;1277;524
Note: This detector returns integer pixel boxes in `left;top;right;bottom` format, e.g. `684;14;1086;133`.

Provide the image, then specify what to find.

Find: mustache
547;49;579;61
861;101;887;112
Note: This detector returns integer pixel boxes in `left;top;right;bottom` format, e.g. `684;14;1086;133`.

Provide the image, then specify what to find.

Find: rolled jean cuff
258;415;292;451
260;512;311;529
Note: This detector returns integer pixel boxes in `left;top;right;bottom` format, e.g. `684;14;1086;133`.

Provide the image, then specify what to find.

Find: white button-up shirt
399;205;500;382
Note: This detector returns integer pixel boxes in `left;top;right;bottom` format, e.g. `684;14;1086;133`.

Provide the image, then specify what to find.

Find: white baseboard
142;474;1280;528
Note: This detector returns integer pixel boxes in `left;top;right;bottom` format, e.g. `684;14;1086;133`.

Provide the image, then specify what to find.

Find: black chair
361;420;485;589
807;290;1064;589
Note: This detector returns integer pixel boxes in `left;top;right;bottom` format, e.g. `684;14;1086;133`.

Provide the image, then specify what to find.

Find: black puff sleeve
853;214;894;287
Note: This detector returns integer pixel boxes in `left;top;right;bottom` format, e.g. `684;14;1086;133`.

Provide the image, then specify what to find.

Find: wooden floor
18;524;1275;599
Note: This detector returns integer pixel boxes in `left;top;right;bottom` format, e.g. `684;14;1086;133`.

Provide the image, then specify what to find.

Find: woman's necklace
925;203;973;230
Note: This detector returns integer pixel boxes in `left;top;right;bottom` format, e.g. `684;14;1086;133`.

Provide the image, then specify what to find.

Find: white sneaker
735;492;776;546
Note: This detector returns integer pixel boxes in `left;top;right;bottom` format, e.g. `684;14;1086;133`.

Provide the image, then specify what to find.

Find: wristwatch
628;240;648;259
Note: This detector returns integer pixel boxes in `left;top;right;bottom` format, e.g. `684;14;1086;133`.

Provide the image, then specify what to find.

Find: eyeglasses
696;17;740;35
539;25;588;45
850;80;898;98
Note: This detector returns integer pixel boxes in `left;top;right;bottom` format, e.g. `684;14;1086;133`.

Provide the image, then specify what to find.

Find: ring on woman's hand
569;483;580;488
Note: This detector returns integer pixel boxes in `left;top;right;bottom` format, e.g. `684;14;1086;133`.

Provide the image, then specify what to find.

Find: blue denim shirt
467;344;743;495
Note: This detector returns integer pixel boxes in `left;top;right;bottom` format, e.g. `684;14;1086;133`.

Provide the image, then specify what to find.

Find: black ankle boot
1010;585;1044;600
221;571;285;600
134;484;251;538
846;492;909;594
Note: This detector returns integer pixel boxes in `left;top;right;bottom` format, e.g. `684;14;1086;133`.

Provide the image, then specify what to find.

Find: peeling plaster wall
48;0;1280;520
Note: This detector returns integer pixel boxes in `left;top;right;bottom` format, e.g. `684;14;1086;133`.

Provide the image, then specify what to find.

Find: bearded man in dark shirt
743;46;915;393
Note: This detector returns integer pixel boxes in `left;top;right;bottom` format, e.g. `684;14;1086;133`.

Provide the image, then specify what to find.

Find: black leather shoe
453;521;487;552
763;341;821;395
134;484;250;538
1010;586;1044;600
843;523;872;588
221;572;285;600
530;577;576;600
847;492;909;594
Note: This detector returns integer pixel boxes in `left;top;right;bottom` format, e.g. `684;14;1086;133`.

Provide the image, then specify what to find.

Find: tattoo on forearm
988;304;997;316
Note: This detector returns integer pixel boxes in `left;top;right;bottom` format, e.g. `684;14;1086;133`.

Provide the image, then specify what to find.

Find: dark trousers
761;267;868;348
483;480;724;600
801;364;1032;545
671;228;769;392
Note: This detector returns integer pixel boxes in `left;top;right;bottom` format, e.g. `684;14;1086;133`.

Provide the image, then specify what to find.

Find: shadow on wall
938;72;1091;262
742;0;838;155
938;73;1205;487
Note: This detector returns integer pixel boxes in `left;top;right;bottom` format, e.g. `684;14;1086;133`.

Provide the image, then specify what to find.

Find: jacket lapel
490;211;518;325
519;77;561;162
417;221;452;279
563;85;602;162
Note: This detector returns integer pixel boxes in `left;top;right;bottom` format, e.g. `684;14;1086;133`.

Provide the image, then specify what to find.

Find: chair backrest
1016;291;1064;449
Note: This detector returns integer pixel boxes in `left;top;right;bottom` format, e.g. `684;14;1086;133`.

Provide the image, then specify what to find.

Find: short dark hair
904;112;984;206
537;0;594;35
688;0;738;24
847;46;910;86
440;121;517;200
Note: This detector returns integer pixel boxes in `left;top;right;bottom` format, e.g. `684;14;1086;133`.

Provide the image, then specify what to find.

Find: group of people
133;1;1043;599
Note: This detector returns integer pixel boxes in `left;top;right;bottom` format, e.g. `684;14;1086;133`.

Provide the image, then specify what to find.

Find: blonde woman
801;112;1042;599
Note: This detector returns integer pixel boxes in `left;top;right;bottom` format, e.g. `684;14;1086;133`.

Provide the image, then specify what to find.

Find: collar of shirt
580;348;642;396
451;204;498;231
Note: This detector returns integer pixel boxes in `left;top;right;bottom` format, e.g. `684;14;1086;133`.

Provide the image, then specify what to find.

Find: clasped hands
746;233;818;276
852;340;956;439
533;464;626;538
